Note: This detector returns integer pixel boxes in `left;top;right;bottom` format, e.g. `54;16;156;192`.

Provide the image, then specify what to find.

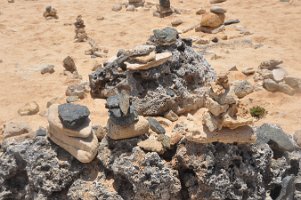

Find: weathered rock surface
2;121;32;139
89;27;215;116
48;104;92;138
43;6;58;19
0;136;115;199
256;123;296;152
201;12;225;28
210;6;226;14
40;64;55;74
259;59;283;70
1;123;300;200
18;101;39;116
107;116;149;140
63;56;77;73
232;80;254;98
138;138;164;154
58;103;90;129
148;117;166;134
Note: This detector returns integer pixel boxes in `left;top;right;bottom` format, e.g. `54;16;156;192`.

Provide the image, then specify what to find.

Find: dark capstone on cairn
105;91;138;126
58;103;90;129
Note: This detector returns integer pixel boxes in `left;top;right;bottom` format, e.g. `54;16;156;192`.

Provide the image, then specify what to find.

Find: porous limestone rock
138;138;164;154
48;129;98;163
107;116;149;140
2;121;32;139
89;27;215;116
18;101;39;116
232;80;254;98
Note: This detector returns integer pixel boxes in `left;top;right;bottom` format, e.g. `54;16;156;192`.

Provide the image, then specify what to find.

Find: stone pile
106;91;149;140
196;5;226;34
253;59;301;95
47;103;98;163
89;27;216;116
43;6;58;19
203;72;253;132
153;0;173;18
62;56;82;80
74;15;88;42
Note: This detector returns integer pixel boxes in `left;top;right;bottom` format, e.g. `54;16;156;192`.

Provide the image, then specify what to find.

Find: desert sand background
0;0;300;134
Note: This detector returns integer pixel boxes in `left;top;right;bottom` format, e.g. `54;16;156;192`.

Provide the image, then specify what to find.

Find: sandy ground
0;0;300;135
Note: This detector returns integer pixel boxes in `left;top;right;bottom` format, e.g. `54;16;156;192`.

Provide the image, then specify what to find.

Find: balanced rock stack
203;72;253;132
154;0;173;18
106;91;149;140
253;59;301;95
197;6;226;33
47;103;98;163
128;0;144;7
43;6;58;20
89;27;215;116
74;15;88;42
124;44;172;71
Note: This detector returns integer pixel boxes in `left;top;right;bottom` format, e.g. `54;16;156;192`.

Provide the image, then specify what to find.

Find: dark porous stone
153;27;178;46
58;103;90;129
106;96;119;108
36;127;47;137
148;117;166;134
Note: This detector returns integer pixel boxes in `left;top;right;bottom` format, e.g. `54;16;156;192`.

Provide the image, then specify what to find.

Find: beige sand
0;0;300;134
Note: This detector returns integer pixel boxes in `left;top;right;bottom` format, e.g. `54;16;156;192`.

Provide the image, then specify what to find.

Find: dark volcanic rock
106;93;139;126
153;27;178;46
89;27;215;116
148;117;166;134
0;137;116;200
58;103;90;129
174;140;300;200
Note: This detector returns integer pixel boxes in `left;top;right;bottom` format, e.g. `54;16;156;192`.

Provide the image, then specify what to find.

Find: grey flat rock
58;103;90;129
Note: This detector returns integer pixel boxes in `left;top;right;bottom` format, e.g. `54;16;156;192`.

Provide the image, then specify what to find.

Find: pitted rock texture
0;136;119;200
89;28;215;116
1;124;300;200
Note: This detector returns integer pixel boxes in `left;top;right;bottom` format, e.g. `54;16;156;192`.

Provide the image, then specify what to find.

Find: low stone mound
89;27;216;116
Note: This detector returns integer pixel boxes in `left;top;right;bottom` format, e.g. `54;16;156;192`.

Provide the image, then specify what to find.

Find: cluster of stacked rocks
196;5;226;34
43;6;58;20
203;72;253;132
153;0;173;18
106;91;149;140
63;56;82;80
89;27;215;116
253;59;301;95
74;15;88;42
47;103;98;163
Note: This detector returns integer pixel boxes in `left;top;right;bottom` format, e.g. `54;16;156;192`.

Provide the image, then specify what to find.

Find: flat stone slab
107;116;149;140
126;52;172;71
58;103;90;129
179;120;256;144
48;129;98;163
48;104;92;138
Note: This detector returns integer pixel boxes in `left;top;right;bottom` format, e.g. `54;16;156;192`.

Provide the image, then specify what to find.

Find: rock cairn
89;27;216;116
47;103;98;163
74;15;88;42
203;72;253;132
253;59;301;95
106;91;149;140
153;0;173;18
195;5;226;34
43;6;58;19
